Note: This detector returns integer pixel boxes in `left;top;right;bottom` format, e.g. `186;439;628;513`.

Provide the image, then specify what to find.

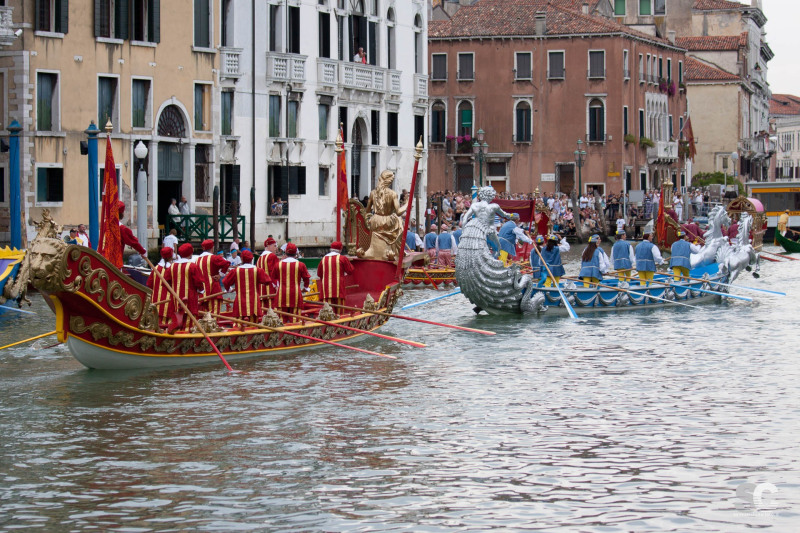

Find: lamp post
730;151;739;195
134;141;149;247
472;128;488;187
573;139;587;197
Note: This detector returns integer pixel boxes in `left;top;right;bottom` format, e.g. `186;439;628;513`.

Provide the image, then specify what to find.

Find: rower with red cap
146;246;176;329
317;241;354;308
195;239;230;315
222;249;271;323
276;242;311;320
117;201;147;260
166;243;206;332
257;237;280;305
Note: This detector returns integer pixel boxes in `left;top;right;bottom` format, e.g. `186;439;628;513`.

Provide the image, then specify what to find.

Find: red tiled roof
675;34;744;51
693;0;744;10
429;0;671;44
684;56;740;82
770;94;800;116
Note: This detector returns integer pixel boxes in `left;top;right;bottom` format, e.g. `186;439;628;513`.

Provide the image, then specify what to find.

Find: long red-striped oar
761;249;799;261
273;310;426;348
326;302;496;336
145;257;235;372
210;313;396;359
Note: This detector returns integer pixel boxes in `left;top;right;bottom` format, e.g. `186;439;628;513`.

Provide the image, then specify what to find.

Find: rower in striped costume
317;241;354;308
167;243;206;333
146;246;176;329
194;239;230;315
256;237;280;306
277;243;311;321
222;250;271;323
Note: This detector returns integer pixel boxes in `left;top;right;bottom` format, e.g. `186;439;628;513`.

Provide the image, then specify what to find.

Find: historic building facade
427;0;689;197
770;94;800;181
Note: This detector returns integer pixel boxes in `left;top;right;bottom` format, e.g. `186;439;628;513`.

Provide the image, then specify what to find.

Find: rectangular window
658;56;663;79
639;109;645;137
288;166;306;195
459;107;472;136
270;5;279;52
623;49;629;79
432;53;447;81
669;114;673;139
37;73;58;131
415;115;424;147
194;0;210;48
387;112;399;147
195;145;210;202
131;78;149;129
588;50;605;78
132;0;161;43
194;83;210;131
287;100;298;138
458;53;474;80
97;76;117;129
515;52;532;80
614;0;625;16
639;0;651;16
679;60;683;84
371;110;379;146
654;0;666;15
487;162;506;177
646;54;651;82
589;103;604;142
36;167;64;203
318;167;328;196
318;104;329;141
623;106;629;136
667;58;672;82
36;0;69;33
318;12;330;58
0;168;5;203
288;6;300;54
516;104;531;142
431;105;445;143
548;51;564;78
679;116;684;140
639;53;644;82
221;91;233;136
269;95;281;137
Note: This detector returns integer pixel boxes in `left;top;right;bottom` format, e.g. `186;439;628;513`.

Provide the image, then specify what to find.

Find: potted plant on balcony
456;134;473;154
624;133;636;145
667;81;676;96
639;136;655;149
658;77;668;93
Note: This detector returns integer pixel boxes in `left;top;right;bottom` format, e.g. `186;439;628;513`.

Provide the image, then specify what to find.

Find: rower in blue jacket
578;234;610;285
540;233;570;287
609;229;636;281
529;235;546;284
669;230;701;281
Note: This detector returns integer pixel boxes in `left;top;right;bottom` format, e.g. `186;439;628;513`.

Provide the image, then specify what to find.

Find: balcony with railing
266;52;307;87
220;47;243;79
0;7;15;47
340;62;386;92
647;140;678;163
317;58;338;89
413;73;428;101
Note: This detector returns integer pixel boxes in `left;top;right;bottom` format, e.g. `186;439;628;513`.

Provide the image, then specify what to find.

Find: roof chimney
535;11;546;36
668;30;676;44
582;2;589;14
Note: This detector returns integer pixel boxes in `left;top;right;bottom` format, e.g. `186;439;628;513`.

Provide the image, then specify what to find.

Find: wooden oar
0;331;56;351
532;245;578;319
273;310;426;348
670;273;786;296
209;313;395;359
144;257;235;372
422;267;441;289
761;249;799;261
564;276;699;309
401;288;462;310
326;302;496;335
650;274;753;301
199;291;227;302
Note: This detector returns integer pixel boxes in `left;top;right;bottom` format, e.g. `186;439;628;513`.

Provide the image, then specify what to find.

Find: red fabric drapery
98;136;123;268
491;200;536;223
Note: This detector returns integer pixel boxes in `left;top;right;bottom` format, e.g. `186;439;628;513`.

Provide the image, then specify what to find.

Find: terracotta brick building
427;0;689;197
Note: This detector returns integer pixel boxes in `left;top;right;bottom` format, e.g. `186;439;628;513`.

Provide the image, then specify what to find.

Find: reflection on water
0;247;798;531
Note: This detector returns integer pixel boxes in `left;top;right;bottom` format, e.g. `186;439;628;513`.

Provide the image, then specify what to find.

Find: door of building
157;143;183;231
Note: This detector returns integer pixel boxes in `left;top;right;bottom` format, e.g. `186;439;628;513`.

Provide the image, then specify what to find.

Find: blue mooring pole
85;121;100;250
8;120;22;249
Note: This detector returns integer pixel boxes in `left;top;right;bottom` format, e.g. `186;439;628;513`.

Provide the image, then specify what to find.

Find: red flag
681;117;697;161
337;126;348;213
656;185;666;247
98;136;123;268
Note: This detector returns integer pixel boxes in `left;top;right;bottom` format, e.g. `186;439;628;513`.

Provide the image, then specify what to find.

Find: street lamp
134;140;148;246
472;128;488;187
730;151;739;194
573;139;587;196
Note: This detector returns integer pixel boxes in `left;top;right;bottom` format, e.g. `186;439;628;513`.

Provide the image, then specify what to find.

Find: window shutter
281;166;289;198
149;0;160;43
368;21;377;66
58;0;69;33
37;168;47;202
115;0;129;40
94;0;103;37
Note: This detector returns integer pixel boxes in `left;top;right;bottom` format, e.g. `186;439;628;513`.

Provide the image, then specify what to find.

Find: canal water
1;246;798;531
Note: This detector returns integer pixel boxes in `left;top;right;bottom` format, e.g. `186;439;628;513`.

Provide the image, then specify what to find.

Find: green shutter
115;0;129;40
57;0;69;33
149;0;160;43
614;0;625;16
640;0;651;16
94;0;103;37
460;109;472;130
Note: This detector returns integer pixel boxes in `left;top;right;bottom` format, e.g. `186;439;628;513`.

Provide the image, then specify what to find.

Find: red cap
241;250;253;263
160;247;173;260
178;243;193;258
285;243;298;256
201;239;214;250
264;237;276;246
117;201;126;216
331;241;343;250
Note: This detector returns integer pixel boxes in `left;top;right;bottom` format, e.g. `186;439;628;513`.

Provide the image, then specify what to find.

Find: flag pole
334;124;345;244
395;138;424;282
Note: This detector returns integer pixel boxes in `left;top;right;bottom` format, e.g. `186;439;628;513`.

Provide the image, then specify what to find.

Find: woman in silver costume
461;186;514;254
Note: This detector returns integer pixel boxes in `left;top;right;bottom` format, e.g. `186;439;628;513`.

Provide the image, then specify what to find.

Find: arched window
431;101;446;143
588;98;605;142
386;8;396;70
414;14;422;74
515;101;531;142
457;101;472;137
158;105;187;138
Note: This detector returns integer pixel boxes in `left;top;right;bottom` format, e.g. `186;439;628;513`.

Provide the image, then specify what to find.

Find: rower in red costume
167;243;205;332
194;239;230;315
256;237;280;306
276;242;310;320
222;250;271;322
317;241;354;308
117;202;147;257
146;247;176;329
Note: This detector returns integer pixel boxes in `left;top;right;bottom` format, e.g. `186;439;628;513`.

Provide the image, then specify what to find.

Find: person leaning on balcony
353;46;366;63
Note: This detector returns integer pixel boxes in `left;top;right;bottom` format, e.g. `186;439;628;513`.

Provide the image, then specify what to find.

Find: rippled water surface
1;246;799;531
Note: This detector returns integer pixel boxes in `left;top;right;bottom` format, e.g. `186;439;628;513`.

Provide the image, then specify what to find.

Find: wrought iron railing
167;214;246;242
